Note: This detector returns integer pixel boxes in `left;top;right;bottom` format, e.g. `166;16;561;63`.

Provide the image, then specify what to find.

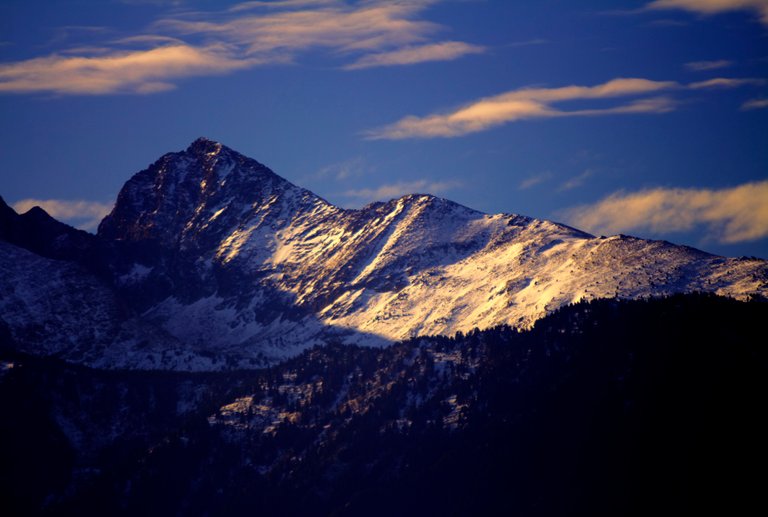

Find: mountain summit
1;139;766;369
98;137;319;246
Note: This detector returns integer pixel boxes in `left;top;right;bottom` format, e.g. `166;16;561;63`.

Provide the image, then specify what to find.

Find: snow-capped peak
95;140;767;361
97;138;311;245
2;139;766;370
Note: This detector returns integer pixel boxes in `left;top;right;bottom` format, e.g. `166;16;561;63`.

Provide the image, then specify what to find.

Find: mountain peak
22;205;51;219
187;136;223;156
98;139;310;244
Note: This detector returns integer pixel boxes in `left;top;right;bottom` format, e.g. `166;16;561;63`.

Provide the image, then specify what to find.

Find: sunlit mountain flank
2;139;765;370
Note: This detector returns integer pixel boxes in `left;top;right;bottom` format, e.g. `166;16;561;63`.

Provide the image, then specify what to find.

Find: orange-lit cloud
646;0;768;25
155;1;446;59
0;0;481;95
12;199;113;231
689;77;766;89
0;44;254;95
367;76;764;139
367;78;680;139
561;180;768;244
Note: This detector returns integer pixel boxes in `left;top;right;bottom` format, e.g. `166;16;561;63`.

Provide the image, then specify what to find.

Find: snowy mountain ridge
1;137;766;370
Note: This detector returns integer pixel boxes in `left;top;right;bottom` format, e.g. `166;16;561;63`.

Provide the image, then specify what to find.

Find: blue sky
1;0;767;257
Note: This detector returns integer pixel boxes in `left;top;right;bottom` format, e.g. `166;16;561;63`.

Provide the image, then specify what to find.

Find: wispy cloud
228;0;347;13
647;18;690;26
153;1;442;56
685;59;733;71
110;34;185;46
0;44;256;95
645;0;768;26
344;41;484;70
559;170;594;192
0;0;482;95
367;76;765;139
560;180;768;244
12;199;113;231
342;179;461;204
157;0;483;68
742;97;768;109
506;38;548;48
119;0;186;5
309;157;368;182
518;172;553;190
689;77;766;89
366;78;680;139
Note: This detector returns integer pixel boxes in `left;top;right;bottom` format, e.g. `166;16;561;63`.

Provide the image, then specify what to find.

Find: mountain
1;137;766;369
0;196;97;263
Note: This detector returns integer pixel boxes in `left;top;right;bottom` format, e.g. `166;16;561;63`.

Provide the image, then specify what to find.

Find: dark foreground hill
2;293;765;516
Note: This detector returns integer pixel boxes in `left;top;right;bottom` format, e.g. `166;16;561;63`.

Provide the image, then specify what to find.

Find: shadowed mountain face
3;295;766;515
1;138;767;370
0;196;97;264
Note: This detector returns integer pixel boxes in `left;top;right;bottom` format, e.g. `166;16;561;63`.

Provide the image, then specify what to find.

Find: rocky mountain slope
1;138;766;369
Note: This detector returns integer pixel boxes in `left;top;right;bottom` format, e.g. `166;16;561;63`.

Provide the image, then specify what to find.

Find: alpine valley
1;139;767;516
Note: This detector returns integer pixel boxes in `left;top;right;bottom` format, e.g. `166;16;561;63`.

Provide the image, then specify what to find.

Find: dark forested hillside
2;293;766;516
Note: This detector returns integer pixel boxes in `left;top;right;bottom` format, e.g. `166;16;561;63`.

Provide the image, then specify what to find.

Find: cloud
560;180;768;244
684;59;733;71
366;77;680;139
506;38;548;48
559;170;594;192
0;44;255;95
119;0;186;5
645;0;768;25
228;0;340;12
1;0;481;95
647;18;690;26
518;172;553;190
342;179;461;204
689;77;766;89
310;157;367;181
367;76;765;139
111;34;186;46
344;41;485;70
742;97;768;109
12;199;113;231
154;1;444;58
